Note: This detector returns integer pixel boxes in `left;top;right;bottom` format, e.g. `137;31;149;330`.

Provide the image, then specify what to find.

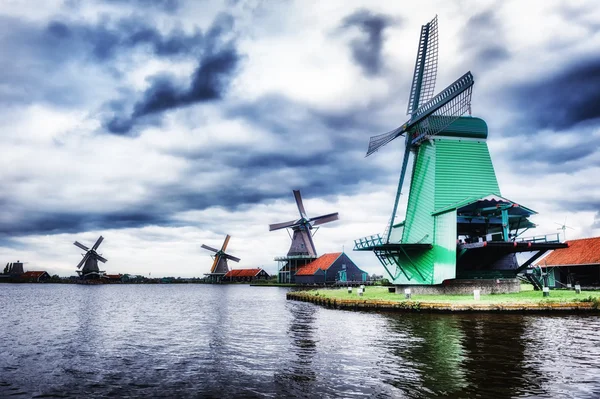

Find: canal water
1;284;599;398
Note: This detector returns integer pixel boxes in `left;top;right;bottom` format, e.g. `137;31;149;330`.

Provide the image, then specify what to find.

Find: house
295;252;367;285
105;274;123;283
224;268;270;282
536;236;600;287
21;271;51;282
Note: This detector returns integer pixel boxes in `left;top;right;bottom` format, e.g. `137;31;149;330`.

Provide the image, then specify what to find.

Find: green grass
308;286;600;305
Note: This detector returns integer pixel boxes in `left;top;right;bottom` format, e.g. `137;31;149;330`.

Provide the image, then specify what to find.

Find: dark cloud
0;14;204;108
44;17;204;61
460;10;509;71
509;58;600;131
340;9;398;76
102;0;182;13
0;90;395;236
561;200;600;215
134;48;238;117
505;139;598;170
0;209;169;236
104;13;239;134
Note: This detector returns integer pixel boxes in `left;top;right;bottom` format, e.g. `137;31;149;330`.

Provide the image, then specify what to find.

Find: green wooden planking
402;143;436;244
432;210;457;283
387;116;500;285
433;139;500;211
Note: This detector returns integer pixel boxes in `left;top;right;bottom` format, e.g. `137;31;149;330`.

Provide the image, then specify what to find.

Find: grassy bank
286;286;600;312
306;286;600;304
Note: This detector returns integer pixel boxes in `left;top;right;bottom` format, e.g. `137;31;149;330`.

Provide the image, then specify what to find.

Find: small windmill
269;190;339;257
365;15;474;243
201;235;240;281
73;236;107;279
555;217;575;241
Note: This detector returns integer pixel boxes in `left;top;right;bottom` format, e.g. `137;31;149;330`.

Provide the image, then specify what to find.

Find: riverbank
287;286;600;312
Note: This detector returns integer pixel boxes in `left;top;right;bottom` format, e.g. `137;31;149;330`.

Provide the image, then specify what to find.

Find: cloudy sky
1;0;599;277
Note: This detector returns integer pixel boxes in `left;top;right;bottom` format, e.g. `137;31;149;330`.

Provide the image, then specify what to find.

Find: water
1;284;600;398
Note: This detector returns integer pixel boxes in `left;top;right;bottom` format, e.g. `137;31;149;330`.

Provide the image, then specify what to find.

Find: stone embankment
286;291;599;312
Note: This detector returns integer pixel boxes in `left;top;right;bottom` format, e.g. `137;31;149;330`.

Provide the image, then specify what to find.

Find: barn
21;271;51;282
224;268;270;282
295;252;367;285
537;236;600;288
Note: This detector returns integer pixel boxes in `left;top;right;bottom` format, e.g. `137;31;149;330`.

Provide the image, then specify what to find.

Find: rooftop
537;236;600;267
296;253;342;276
21;271;48;278
224;268;264;278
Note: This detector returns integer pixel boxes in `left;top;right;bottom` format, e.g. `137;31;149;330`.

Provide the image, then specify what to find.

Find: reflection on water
1;285;600;398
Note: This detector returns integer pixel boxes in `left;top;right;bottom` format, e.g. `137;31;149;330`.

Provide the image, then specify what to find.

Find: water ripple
1;285;600;398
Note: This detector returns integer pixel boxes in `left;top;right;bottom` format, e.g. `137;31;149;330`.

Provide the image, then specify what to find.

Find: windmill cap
434;117;488;140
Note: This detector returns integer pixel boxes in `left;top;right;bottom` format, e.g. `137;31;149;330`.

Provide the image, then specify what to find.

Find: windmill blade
210;254;220;273
91;236;104;251
96;254;108;263
201;244;219;253
310;212;339;226
410;71;474;145
366;125;408;157
223;253;241;263
407;15;439;115
293;190;307;219
221;235;231;251
73;241;89;251
76;253;90;269
269;219;298;231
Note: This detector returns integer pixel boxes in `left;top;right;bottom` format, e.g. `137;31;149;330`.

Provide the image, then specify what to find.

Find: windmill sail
366;72;474;157
407;15;439;115
411;72;474;145
202;234;240;276
269;190;339;258
366;125;407;157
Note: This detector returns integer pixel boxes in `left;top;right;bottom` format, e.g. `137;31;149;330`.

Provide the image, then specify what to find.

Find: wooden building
21;271;51;282
295;252;367;285
537;236;600;287
223;268;270;282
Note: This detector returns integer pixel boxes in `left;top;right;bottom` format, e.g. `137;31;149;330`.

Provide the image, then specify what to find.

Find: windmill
269;190;339;257
201;234;240;282
555;217;575;241
270;190;339;283
73;236;107;279
353;16;567;287
365;15;474;243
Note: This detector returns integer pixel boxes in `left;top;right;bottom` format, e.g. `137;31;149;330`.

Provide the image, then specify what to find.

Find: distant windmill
555;218;575;241
74;236;107;279
269;190;339;257
201;235;240;281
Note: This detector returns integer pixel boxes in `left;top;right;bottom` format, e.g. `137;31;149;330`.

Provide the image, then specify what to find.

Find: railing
354;234;384;250
517;233;561;244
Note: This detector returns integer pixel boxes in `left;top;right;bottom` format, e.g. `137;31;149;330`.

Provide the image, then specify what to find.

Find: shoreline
287;287;600;313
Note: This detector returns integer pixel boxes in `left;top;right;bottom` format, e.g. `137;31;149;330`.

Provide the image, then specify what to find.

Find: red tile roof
537;236;600;267
224;268;264;278
105;274;122;279
22;271;48;278
295;253;342;276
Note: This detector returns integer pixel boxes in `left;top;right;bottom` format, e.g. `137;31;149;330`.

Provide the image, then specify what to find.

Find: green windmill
354;16;567;287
